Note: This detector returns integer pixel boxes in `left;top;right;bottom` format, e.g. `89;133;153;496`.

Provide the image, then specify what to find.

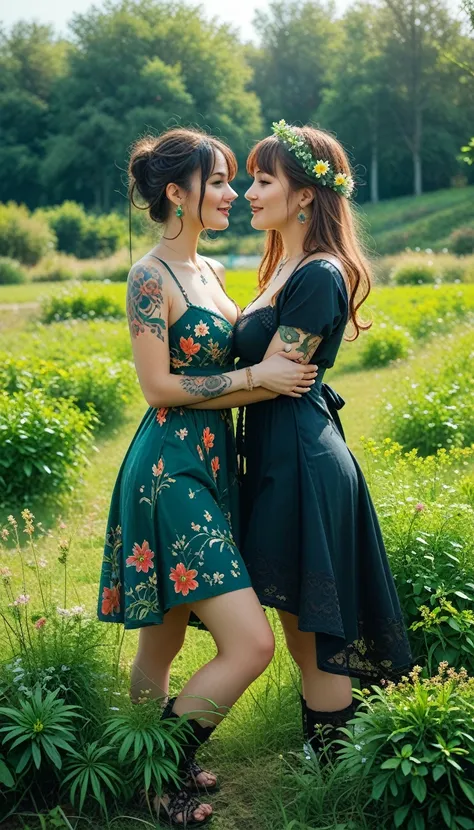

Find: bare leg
172;587;275;725
130;604;190;702
278;610;352;711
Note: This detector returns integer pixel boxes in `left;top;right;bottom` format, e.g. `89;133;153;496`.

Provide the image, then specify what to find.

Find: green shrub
360;322;412;368
0;202;56;265
30;253;76;283
441;262;467;283
105;263;129;282
79;266;102;281
378;331;474;455
391;260;436;285
338;669;474;830
43;202;125;259
449;226;474;255
39;283;125;323
0;353;136;426
0;257;27;285
0;391;94;505
362;440;474;673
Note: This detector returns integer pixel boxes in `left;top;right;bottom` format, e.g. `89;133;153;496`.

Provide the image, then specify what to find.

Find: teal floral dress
97;258;251;628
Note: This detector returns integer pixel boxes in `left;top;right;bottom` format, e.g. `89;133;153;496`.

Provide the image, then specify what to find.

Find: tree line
0;0;473;228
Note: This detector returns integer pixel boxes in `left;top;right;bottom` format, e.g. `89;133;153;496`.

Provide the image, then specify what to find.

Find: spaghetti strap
149;255;190;305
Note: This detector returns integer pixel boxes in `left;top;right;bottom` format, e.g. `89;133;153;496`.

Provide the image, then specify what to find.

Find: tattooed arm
127;257;255;408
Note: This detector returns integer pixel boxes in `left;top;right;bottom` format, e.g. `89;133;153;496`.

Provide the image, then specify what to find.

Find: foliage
362;440;474;674
0;353;136;427
338;668;474;830
0;391;94;505
0;203;55;265
0;685;80;773
41;202;125;259
391;261;436;285
0;256;27;285
359;321;412;368
39;283;125;323
30;254;76;283
62;741;123;812
449;226;474;256
378;329;474;455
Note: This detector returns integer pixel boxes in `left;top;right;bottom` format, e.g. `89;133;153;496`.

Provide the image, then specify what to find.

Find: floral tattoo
278;325;321;363
179;374;232;398
127;262;167;340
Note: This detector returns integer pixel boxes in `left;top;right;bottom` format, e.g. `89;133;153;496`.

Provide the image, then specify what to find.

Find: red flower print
101;585;120;616
156;407;168;426
169;563;199;596
197;445;204;461
202;427;215;452
211;456;220;478
180;337;201;357
126;541;155;573
140;278;162;299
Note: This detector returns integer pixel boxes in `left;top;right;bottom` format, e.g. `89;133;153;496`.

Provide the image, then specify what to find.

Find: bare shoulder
200;255;226;286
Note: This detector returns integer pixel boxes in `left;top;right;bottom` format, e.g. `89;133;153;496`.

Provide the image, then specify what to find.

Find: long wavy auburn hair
247;126;372;339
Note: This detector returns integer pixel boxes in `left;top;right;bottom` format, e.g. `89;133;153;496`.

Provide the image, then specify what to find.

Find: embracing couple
97;121;412;826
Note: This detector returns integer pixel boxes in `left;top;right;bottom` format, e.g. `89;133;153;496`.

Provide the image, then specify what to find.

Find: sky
1;0;344;42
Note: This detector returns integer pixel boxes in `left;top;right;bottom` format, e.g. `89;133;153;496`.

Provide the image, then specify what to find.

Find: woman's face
185;148;238;231
245;160;302;231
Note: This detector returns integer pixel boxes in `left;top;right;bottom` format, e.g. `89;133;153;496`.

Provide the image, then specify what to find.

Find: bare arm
188;326;320;410
127;258;256;408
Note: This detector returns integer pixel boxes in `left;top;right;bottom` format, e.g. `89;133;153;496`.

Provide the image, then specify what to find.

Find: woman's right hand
252;353;318;397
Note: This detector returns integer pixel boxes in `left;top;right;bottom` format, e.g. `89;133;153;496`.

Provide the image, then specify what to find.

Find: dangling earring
176;204;184;218
297;208;307;224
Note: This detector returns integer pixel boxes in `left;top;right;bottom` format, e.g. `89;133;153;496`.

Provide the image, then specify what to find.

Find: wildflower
13;594;30;606
1;528;9;540
110;706;120;711
35;617;47;630
38;558;48;568
33;719;44;733
58;539;70;565
0;566;12;580
70;605;85;616
314;160;330;177
7;515;17;528
57;607;72;618
415;502;425;512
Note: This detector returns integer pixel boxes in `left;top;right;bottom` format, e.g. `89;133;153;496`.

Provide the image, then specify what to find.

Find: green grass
361;185;474;254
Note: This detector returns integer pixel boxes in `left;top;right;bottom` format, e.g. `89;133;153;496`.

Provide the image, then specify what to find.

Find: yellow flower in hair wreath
314;160;330;178
334;173;348;187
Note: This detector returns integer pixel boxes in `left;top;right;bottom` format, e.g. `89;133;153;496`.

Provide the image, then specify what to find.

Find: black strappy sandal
183;757;220;794
155;788;213;827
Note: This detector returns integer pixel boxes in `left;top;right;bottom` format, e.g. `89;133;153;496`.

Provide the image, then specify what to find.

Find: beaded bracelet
246;366;254;392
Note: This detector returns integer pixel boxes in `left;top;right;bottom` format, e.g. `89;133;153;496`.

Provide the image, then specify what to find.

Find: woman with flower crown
192;121;412;760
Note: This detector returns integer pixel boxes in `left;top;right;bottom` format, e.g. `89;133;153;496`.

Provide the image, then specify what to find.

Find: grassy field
1;271;472;829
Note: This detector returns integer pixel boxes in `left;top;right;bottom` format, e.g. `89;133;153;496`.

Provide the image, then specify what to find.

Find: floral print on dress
97;302;251;630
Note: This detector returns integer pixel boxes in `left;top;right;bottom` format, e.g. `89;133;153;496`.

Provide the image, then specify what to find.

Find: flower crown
272;120;355;198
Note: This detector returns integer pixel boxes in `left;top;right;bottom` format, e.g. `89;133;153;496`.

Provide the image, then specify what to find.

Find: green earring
297;209;307;224
176;204;184;218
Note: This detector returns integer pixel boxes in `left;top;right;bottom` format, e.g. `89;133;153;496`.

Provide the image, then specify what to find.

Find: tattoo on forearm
279;326;300;344
179;374;232;398
127;262;167;340
296;333;321;361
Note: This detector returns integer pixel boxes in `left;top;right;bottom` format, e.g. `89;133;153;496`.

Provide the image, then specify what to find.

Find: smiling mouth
251;207;263;213
218;207;231;214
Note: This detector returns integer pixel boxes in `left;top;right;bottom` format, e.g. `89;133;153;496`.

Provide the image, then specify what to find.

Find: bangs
212;139;238;181
246;136;281;176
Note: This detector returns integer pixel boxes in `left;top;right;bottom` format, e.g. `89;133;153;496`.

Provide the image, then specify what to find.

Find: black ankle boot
161;696;218;792
305;699;357;765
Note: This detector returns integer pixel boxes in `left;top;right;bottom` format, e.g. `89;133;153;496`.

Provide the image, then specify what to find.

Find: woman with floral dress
96;127;317;826
190;121;412;763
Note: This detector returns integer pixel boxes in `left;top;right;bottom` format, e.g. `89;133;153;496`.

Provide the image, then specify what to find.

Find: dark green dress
97;258;251;628
234;259;412;681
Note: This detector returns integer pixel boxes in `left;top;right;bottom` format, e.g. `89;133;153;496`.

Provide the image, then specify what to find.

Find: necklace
271;252;306;284
156;241;207;284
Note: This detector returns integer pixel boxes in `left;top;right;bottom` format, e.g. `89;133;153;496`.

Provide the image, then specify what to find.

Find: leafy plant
360;322;412;368
40;283;125;324
0;685;79;773
61;740;123;812
449;226;474;256
338;667;474;830
391;260;436;285
0;257;27;285
103;698;185;793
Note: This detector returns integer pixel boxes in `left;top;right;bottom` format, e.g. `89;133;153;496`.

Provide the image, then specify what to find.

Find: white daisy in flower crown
272;119;355;198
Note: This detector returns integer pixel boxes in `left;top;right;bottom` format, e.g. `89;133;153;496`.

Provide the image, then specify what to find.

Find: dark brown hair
129;127;237;228
247;126;372;339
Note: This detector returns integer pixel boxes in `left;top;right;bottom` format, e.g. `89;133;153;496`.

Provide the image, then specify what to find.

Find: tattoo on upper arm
179;374;232;398
279;326;301;344
278;325;321;363
127;262;167;340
